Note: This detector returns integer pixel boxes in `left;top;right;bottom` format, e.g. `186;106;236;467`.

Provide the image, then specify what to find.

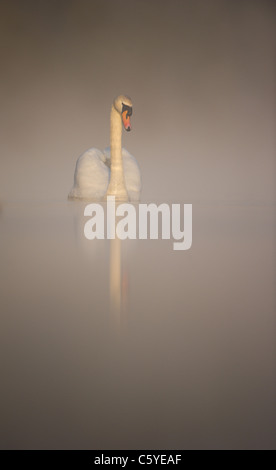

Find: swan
68;95;141;201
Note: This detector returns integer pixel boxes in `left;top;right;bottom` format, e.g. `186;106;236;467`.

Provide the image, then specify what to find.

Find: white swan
68;95;141;201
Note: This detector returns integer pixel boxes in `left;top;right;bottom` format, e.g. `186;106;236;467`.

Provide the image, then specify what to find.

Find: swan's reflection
109;235;129;328
109;235;121;322
70;201;129;328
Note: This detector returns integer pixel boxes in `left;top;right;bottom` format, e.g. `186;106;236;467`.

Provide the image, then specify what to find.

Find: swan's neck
106;104;128;200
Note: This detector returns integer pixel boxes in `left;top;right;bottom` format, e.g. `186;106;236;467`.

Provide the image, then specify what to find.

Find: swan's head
113;94;133;132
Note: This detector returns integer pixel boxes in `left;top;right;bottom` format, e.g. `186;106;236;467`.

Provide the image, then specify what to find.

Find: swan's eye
122;103;132;118
122;104;132;131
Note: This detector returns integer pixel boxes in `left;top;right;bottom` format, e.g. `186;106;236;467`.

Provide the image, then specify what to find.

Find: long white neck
106;104;128;200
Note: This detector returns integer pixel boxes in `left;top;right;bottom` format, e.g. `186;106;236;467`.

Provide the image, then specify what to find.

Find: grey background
0;0;275;203
0;0;275;450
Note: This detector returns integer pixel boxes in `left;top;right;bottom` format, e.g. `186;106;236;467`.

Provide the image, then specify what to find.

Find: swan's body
68;95;141;201
68;147;141;201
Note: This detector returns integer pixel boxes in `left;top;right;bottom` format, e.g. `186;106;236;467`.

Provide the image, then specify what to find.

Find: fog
0;0;275;202
0;0;275;450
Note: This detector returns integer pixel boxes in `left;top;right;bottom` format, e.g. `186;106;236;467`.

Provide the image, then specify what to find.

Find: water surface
0;200;275;449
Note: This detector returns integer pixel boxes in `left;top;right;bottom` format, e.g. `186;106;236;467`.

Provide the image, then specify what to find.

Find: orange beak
122;110;132;131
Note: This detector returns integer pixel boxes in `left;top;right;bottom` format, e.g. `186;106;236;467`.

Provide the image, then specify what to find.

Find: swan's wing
68;147;109;200
122;148;142;201
103;147;111;168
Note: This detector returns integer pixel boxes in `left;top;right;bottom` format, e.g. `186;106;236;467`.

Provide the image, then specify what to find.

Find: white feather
68;95;141;201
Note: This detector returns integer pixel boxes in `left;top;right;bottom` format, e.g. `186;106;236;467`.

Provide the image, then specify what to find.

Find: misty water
0;200;275;449
0;0;275;450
